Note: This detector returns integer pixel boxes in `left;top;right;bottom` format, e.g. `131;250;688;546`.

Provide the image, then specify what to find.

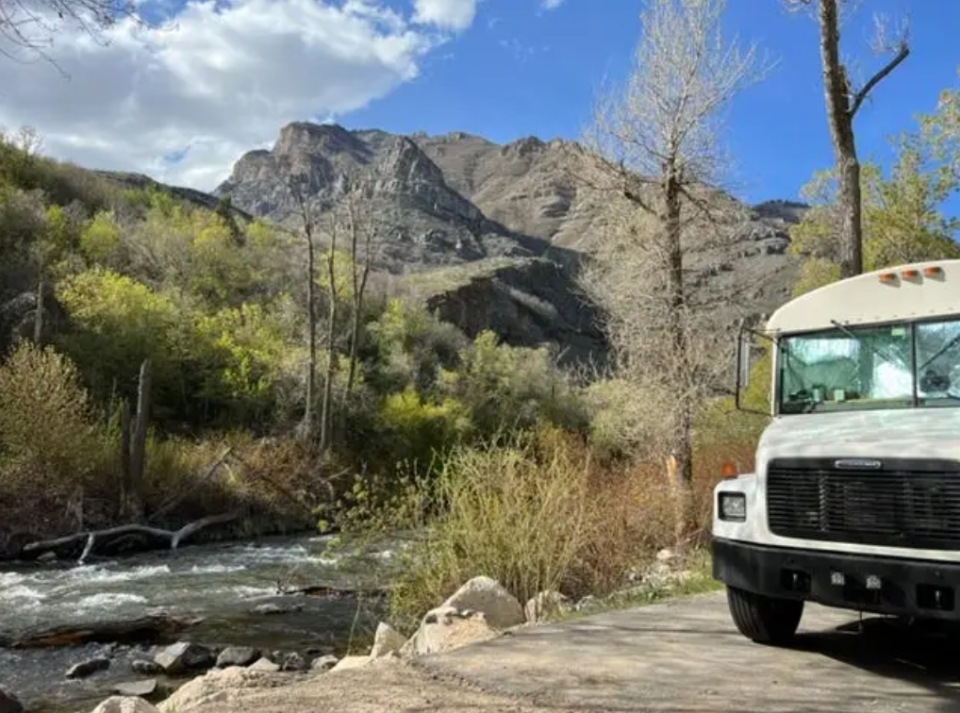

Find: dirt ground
175;591;960;713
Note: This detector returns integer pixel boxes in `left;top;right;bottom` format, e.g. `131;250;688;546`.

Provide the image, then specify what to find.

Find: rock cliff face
216;122;807;364
215;123;553;272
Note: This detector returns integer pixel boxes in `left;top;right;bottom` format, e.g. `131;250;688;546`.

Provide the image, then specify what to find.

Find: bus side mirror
734;324;771;416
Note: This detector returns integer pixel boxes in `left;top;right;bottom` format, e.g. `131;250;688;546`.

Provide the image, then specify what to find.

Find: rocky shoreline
0;550;701;713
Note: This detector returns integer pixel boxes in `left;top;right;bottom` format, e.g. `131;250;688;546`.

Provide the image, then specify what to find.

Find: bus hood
756;408;960;464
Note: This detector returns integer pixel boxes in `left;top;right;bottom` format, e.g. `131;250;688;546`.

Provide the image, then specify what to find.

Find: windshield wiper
919;331;960;373
830;319;909;371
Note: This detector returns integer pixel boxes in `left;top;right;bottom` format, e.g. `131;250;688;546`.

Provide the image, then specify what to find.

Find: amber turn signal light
720;461;738;479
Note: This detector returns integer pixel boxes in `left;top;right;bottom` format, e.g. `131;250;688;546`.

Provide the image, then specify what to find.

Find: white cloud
541;0;565;9
412;0;477;32
0;0;478;191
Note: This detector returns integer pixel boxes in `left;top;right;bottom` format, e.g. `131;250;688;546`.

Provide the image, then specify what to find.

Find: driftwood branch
0;613;202;649
22;512;241;563
849;43;910;118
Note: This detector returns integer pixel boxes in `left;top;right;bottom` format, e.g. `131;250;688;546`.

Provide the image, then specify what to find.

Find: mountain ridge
206;122;806;365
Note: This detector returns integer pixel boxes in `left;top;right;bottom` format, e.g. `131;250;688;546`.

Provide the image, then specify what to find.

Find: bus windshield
779;318;960;414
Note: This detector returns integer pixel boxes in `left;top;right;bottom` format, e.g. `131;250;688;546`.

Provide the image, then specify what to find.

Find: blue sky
2;0;957;202
344;0;960;206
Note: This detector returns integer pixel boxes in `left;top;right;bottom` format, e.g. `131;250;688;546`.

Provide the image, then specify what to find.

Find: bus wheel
727;586;803;645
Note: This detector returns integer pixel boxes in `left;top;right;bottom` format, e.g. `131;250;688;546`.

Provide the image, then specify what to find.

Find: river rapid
0;534;397;712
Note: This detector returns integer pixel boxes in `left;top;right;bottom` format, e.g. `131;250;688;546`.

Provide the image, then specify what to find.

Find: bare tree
0;0;142;67
290;182;318;444
317;205;344;455
344;190;374;395
578;0;766;542
787;0;909;277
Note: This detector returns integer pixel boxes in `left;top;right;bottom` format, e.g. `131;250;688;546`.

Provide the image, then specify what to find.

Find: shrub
442;331;589;437
0;342;100;531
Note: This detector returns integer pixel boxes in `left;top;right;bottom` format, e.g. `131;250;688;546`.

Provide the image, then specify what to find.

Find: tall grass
377;426;735;632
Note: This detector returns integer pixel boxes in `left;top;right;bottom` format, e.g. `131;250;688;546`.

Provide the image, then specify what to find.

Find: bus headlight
718;493;747;522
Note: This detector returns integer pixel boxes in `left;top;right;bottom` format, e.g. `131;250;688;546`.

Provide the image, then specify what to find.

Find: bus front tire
726;586;803;645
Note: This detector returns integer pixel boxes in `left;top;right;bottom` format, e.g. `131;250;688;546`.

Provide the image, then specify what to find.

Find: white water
0;535;398;711
0;534;394;633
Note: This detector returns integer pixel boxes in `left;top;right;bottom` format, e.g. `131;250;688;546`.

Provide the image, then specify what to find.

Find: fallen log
277;583;389;599
22;512;242;563
0;613;202;649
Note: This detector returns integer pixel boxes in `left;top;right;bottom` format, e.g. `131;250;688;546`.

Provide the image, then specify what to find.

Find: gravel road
177;590;960;713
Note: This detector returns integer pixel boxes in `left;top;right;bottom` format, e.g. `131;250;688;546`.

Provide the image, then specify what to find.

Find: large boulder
91;697;159;713
157;667;286;713
0;688;23;713
369;622;406;659
441;577;524;630
153;642;216;675
403;606;498;657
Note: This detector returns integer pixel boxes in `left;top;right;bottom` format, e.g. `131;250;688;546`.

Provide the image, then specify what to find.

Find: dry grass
381;426;746;632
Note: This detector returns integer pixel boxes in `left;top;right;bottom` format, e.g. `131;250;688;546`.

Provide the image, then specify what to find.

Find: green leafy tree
791;126;960;296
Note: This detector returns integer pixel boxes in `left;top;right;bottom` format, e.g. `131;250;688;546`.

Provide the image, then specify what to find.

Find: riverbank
0;534;397;712
48;549;714;713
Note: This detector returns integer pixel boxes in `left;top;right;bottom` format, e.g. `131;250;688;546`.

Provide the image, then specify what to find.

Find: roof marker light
902;268;920;279
879;272;897;283
923;266;944;277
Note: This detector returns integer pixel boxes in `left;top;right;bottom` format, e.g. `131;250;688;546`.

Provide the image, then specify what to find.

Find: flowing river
0;534;398;712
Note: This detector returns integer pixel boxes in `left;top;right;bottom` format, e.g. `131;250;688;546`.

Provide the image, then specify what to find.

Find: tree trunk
302;227;317;441
662;161;694;543
319;244;337;454
817;0;862;278
33;272;43;344
128;360;151;521
119;399;132;517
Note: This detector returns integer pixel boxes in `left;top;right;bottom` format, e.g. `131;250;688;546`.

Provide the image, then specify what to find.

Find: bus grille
766;458;960;550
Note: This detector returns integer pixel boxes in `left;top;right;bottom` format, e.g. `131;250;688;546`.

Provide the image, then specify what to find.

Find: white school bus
712;259;960;644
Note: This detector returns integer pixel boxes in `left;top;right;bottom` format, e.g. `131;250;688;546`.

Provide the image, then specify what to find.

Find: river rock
279;652;308;671
248;658;281;673
403;607;498;657
91;697;160;713
67;657;111;679
131;660;164;676
370;622;406;658
112;681;158;698
310;654;338;671
441;576;524;630
216;646;260;668
153;642;215;674
524;590;570;623
0;688;23;713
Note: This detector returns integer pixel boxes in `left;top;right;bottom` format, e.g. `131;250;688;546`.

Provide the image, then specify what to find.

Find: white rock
369;622;406;658
91;697;159;713
157;667;284;713
524;590;570;623
330;655;372;672
407;609;498;656
247;658;280;673
440;576;524;630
